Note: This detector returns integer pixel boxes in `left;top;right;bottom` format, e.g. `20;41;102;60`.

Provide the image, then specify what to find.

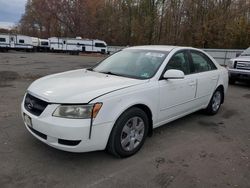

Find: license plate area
23;113;32;128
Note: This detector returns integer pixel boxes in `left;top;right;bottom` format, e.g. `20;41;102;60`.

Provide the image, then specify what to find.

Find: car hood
27;69;147;103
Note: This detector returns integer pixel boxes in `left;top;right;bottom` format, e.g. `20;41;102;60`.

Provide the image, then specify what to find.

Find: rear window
0;38;6;42
190;51;217;73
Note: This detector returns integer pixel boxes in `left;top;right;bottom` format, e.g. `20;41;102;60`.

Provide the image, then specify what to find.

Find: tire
107;107;149;158
229;77;236;85
204;88;223;115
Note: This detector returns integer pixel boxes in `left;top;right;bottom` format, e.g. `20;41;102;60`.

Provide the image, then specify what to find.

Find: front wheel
107;107;149;158
205;89;223;115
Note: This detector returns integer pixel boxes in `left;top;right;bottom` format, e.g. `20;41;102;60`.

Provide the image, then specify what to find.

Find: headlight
53;103;102;119
227;60;234;68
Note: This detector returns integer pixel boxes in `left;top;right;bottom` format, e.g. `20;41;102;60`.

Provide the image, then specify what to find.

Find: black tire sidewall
111;108;149;157
207;89;223;115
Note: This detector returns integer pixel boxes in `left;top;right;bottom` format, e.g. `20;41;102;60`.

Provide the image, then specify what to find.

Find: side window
0;38;6;42
190;51;217;73
19;39;24;43
166;51;190;75
41;42;49;46
95;43;106;48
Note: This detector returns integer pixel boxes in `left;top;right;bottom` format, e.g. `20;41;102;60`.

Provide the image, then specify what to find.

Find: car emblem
27;100;34;110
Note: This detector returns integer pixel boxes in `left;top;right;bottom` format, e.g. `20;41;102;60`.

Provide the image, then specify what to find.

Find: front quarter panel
92;81;159;129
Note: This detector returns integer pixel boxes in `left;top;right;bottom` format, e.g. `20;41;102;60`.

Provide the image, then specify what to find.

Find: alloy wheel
120;117;145;152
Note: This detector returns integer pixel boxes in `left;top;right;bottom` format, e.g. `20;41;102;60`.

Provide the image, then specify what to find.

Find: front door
158;51;197;125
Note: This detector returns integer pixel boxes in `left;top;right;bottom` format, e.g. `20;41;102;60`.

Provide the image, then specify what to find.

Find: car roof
126;45;191;52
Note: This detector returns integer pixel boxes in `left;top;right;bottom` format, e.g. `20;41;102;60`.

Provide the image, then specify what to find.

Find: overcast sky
0;0;27;29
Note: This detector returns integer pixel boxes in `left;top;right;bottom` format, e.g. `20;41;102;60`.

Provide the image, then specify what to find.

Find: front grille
236;61;250;70
58;139;81;146
28;126;81;146
234;61;237;68
24;93;48;116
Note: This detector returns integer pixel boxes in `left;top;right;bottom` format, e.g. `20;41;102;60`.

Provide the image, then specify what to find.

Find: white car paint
21;46;228;153
28;69;147;103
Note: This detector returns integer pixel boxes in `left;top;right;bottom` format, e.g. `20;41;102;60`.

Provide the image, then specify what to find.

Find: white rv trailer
0;34;33;51
32;37;50;51
9;34;33;51
39;39;50;51
32;37;39;49
49;37;107;54
0;34;10;51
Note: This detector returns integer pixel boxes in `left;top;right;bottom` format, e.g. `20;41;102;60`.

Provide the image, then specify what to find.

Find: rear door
9;35;15;48
189;50;219;106
158;50;197;124
62;39;67;51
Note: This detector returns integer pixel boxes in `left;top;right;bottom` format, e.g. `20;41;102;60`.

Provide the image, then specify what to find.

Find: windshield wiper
99;71;120;76
86;68;94;71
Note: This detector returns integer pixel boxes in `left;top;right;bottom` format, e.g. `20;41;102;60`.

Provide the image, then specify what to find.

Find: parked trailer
31;37;39;51
9;34;33;51
49;37;107;54
1;34;33;51
39;39;50;52
0;34;10;52
32;37;50;52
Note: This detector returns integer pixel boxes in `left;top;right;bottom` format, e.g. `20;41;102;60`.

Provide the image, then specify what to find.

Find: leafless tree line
17;0;250;48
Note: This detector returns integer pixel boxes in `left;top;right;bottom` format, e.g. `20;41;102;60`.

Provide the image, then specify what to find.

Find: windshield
241;47;250;56
93;49;168;79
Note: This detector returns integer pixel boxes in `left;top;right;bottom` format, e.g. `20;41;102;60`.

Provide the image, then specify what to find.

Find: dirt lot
0;52;250;188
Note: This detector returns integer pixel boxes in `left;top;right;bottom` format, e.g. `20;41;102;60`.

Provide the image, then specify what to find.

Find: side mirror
163;69;185;79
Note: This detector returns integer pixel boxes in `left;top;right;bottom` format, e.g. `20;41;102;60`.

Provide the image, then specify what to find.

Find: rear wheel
205;88;223;115
107;107;149;158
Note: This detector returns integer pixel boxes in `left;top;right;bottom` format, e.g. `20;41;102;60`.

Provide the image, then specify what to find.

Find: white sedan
21;46;228;157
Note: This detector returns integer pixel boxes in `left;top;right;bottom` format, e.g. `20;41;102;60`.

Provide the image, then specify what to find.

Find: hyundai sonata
21;46;228;157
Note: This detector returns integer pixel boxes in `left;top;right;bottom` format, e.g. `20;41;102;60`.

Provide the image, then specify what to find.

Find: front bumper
228;68;250;80
21;101;114;153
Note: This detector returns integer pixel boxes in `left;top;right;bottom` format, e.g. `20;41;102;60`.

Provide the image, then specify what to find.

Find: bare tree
18;0;250;48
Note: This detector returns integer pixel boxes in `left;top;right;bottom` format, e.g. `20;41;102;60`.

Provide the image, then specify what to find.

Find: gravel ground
0;52;249;188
